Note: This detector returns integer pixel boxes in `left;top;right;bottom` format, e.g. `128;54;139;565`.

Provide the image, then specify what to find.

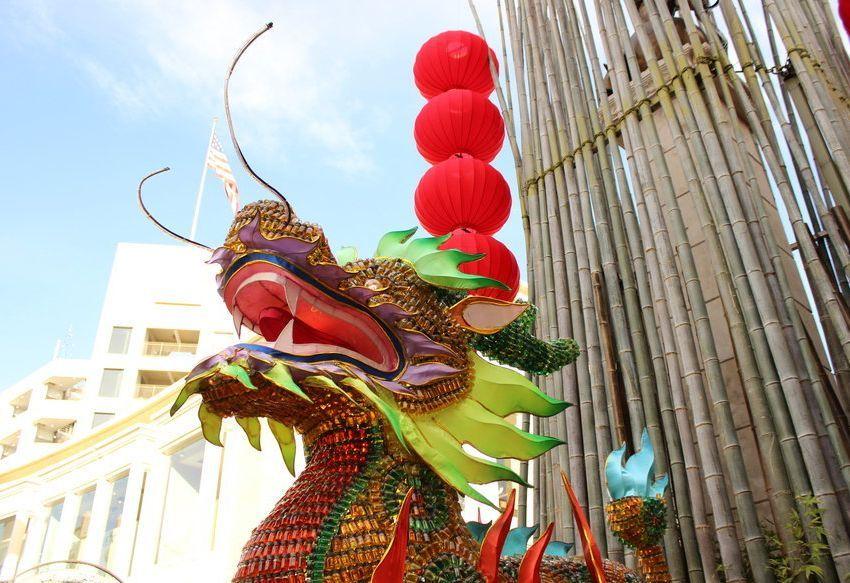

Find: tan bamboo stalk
620;2;812;573
523;0;593;540
540;5;690;574
723;0;850;492
665;10;844;582
763;0;850;197
561;2;710;576
538;0;648;450
596;1;760;579
677;2;850;574
522;1;613;553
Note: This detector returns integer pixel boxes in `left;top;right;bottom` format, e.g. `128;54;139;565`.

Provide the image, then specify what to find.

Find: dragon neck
232;419;481;582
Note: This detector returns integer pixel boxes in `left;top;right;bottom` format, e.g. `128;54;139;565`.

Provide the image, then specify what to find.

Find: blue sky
0;1;526;387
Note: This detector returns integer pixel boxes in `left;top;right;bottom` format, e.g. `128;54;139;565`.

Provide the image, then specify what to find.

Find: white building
0;242;499;582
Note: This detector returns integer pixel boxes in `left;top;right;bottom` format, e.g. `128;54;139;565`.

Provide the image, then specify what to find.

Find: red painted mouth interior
223;261;399;372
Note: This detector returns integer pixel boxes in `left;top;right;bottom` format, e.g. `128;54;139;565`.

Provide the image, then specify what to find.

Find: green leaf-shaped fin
469;352;569;417
375;227;419;257
466;520;492;543
414;249;508;290
335;246;358;265
236;416;262;451
398;415;495;508
220;363;257;390
267;418;297;476
198;404;223;447
434;399;563;460
339;378;408;453
170;380;197;416
415;421;527;486
375;227;508;291
260;363;311;402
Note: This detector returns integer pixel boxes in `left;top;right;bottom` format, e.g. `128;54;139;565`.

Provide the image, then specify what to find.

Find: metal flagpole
190;117;218;240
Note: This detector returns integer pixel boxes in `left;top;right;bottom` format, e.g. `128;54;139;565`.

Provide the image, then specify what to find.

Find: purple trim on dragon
398;362;462;386
371;302;413;323
397;329;460;359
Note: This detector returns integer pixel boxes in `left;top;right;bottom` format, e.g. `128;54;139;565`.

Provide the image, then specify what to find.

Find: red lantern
415;154;511;236
414;89;505;164
841;0;850;36
414;30;499;99
440;229;520;301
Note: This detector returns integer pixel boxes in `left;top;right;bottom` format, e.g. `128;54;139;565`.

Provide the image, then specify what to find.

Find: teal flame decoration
605;428;669;500
465;521;573;557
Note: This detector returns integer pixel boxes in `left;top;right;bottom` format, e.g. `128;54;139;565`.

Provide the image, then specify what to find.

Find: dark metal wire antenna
137;167;213;250
224;22;294;221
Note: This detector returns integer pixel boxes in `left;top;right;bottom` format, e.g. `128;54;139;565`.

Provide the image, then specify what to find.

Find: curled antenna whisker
138;167;213;251
224;22;294;221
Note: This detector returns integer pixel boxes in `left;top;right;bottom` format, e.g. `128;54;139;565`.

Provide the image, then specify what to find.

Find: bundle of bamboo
469;0;850;581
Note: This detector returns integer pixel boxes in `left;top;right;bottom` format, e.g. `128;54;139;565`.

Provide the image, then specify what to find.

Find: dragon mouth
222;255;403;376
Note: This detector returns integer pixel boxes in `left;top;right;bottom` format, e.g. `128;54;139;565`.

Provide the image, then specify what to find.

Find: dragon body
168;201;640;582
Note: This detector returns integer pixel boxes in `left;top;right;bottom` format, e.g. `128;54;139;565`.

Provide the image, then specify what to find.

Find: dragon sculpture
140;23;643;583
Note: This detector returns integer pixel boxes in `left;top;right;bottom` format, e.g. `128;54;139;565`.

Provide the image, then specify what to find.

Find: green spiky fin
398;415;496;508
375;227;508;291
433;398;563;460
236;417;262;451
198;404;223;446
335;246;358;265
469;352;569;417
267;419;297;475
220;363;257;389
339;378;408;452
260;362;312;402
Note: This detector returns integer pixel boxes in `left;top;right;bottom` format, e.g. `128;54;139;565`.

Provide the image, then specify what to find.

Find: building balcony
44;376;86;401
33;420;76;444
136;370;186;399
143;341;199;357
0;432;19;459
143;329;200;358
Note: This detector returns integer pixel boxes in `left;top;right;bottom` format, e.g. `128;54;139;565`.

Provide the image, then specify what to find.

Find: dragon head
150;23;579;507
166;198;579;504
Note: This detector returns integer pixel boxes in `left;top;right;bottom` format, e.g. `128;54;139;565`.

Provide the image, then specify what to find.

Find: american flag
207;131;240;214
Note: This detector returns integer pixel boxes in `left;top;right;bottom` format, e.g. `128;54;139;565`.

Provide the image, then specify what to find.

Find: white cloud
3;0;503;175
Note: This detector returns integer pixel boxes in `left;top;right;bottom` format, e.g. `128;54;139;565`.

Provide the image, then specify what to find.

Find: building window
100;474;128;568
39;499;63;563
99;369;123;398
136;370;185;399
92;412;115;428
68;488;95;561
143;329;200;357
0;515;14;568
108;327;132;354
157;439;205;565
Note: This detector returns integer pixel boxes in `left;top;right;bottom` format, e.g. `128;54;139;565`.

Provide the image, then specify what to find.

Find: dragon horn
518;522;554;583
137;167;212;250
561;471;607;583
224;22;294;222
478;488;516;582
370;488;414;583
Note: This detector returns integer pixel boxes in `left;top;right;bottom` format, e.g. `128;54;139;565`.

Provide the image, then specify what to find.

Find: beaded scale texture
167;200;643;582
